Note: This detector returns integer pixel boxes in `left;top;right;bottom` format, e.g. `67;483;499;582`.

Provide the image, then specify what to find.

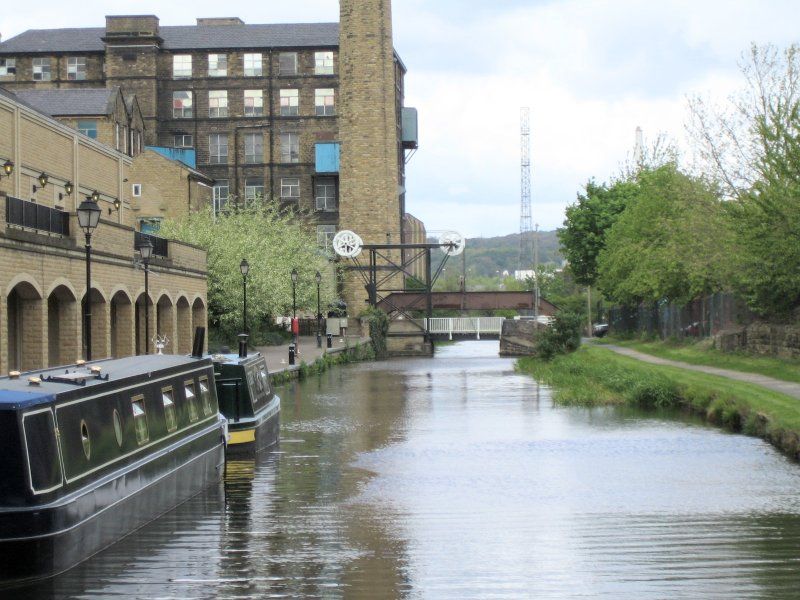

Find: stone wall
716;322;800;358
499;319;543;356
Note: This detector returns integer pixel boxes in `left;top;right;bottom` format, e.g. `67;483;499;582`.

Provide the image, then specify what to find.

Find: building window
317;225;336;251
67;56;87;80
173;91;193;118
209;90;228;118
315;178;337;211
32;58;51;81
0;58;16;76
77;119;98;139
208;53;227;77
213;180;229;214
279;52;297;75
173;134;193;148
243;53;262;77
315;88;335;116
244;133;263;164
245;177;265;204
280;133;300;163
139;218;162;234
244;90;263;117
315;51;334;75
209;133;228;164
280;89;299;116
132;183;142;197
281;177;300;199
173;54;192;78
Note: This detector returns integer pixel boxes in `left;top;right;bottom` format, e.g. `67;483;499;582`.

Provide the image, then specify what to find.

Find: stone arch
81;287;110;361
156;293;175;354
176;296;192;355
45;278;78;302
5;274;44;299
7;280;45;371
191;297;208;354
47;284;79;367
110;290;135;358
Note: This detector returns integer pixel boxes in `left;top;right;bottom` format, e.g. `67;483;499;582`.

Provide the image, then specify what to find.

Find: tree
596;164;733;305
159;204;336;335
558;178;638;286
687;44;800;199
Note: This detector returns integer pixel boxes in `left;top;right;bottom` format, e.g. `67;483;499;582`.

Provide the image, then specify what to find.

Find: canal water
17;341;800;599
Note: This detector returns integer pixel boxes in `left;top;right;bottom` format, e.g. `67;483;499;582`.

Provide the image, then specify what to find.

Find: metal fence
608;293;754;339
5;196;69;236
134;231;169;257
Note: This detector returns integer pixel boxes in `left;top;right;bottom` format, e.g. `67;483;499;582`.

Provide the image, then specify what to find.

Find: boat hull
226;396;280;456
0;423;225;586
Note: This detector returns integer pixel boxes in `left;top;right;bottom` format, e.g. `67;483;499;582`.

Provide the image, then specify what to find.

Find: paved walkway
602;344;800;400
255;335;369;376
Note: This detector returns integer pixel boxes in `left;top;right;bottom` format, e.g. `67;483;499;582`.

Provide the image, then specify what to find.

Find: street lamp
77;197;101;360
2;160;13;177
315;271;322;348
137;237;154;354
240;259;250;334
291;268;298;346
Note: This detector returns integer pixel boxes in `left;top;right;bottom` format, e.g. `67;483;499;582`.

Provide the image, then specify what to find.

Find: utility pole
518;108;533;272
533;223;540;320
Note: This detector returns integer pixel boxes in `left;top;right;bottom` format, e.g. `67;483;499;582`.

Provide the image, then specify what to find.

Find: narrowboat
0;354;228;586
213;351;280;455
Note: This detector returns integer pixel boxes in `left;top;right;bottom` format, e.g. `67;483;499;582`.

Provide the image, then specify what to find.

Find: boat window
80;420;91;460
113;409;123;447
199;376;213;416
131;395;149;445
185;380;199;422
260;369;271;395
22;409;63;494
162;387;178;432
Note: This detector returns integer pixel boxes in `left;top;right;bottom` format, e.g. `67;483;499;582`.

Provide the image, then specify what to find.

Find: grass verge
517;346;800;460
600;337;800;384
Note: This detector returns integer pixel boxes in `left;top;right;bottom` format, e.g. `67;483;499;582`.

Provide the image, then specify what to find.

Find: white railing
425;317;505;340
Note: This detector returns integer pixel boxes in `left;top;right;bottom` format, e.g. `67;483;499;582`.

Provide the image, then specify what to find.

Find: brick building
0;0;420;311
0;88;208;373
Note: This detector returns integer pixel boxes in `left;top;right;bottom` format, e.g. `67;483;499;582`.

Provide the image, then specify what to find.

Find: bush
535;311;584;360
360;307;389;359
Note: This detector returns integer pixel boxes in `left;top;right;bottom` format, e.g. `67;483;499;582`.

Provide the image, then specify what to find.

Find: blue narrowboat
213;351;280;454
0;354;227;585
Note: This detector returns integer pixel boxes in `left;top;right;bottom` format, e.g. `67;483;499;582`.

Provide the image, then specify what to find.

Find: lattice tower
518;107;534;270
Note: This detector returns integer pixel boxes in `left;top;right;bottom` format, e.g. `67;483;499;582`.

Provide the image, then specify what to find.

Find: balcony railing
5;196;69;236
134;231;169;257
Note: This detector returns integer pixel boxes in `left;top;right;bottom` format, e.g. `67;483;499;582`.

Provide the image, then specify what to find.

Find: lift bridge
331;231;556;356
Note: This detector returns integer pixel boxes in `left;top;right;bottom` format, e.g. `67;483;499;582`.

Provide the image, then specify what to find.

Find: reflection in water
12;341;800;598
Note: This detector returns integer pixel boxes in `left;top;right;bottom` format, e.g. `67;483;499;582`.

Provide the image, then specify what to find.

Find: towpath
602;344;800;400
256;334;370;376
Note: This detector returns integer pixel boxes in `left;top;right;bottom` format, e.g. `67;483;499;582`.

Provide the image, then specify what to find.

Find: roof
0;22;339;54
0;354;212;409
11;87;121;117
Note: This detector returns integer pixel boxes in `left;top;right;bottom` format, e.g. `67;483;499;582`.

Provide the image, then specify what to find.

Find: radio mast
518;107;533;271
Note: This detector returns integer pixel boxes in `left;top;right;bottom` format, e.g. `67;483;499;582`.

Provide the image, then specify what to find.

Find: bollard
288;343;296;366
327;334;333;349
316;332;322;349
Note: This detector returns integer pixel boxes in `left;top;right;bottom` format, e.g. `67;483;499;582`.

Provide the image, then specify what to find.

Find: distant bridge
378;291;558;314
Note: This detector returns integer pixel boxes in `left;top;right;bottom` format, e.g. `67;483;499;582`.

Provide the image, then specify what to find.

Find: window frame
315;88;335;116
243;53;263;77
162;386;178;433
184;379;199;423
244;133;263;164
279;89;299;117
244;89;264;117
207;53;228;77
131;394;149;446
132;183;142;197
280;177;300;200
173;134;193;148
32;57;51;81
199;376;214;416
213;179;229;215
172;91;193;119
245;177;265;204
67;56;87;81
314;51;334;75
208;90;229;118
209;133;228;165
279;133;300;163
315;178;337;211
173;54;192;79
77;119;98;140
317;225;336;252
279;52;298;76
0;58;16;76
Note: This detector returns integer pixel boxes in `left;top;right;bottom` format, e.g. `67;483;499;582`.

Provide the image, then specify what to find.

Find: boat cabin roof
0;355;211;409
210;352;265;367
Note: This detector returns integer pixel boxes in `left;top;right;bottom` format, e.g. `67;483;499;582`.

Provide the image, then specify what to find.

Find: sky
2;0;798;238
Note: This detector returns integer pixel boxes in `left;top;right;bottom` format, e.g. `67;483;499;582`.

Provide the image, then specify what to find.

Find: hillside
430;231;563;278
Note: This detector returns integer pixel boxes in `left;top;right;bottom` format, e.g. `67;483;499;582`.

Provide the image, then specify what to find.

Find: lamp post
291;268;298;346
137;237;154;354
315;271;322;348
77;197;101;360
240;259;250;333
